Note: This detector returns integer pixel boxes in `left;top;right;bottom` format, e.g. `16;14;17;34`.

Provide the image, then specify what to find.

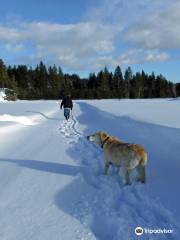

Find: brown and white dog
87;131;147;185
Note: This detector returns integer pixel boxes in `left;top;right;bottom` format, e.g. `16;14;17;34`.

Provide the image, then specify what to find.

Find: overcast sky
0;0;180;82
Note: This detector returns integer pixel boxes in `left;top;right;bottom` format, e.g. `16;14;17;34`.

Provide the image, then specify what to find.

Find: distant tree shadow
26;111;61;121
0;158;81;176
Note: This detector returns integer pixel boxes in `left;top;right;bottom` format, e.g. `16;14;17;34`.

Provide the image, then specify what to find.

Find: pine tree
0;59;10;88
176;83;180;97
131;72;142;98
98;67;111;98
34;61;48;98
124;66;132;98
113;66;124;98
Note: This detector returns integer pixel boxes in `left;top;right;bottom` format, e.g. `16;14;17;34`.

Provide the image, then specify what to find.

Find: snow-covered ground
0;99;180;240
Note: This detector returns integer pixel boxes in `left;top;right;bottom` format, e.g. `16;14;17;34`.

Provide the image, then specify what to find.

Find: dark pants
64;108;71;120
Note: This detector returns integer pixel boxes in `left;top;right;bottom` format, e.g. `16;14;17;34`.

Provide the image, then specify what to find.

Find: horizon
0;0;180;82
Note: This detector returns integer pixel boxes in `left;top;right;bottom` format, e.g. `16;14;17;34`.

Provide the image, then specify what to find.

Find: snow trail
57;104;180;240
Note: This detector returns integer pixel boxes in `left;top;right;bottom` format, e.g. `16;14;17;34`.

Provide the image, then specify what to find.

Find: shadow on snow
26;110;61;121
0;158;80;176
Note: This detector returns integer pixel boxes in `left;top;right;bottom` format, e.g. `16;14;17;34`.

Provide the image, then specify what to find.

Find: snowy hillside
0;99;180;240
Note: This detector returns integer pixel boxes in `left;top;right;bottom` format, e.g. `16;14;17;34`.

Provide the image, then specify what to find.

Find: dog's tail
138;151;147;183
140;151;147;166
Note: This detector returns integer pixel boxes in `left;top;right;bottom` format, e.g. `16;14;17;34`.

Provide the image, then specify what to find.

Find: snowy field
0;99;180;240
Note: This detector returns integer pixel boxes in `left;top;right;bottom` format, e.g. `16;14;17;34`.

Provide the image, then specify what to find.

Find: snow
0;88;6;102
0;114;35;126
0;99;180;240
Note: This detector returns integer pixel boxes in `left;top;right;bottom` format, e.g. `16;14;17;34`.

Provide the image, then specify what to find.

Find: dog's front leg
123;168;131;185
116;166;120;175
104;155;110;175
104;163;110;175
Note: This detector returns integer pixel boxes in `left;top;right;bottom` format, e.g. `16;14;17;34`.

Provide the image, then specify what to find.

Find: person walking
60;94;73;120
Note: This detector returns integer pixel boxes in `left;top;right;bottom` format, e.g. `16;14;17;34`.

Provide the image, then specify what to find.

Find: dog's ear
99;131;108;141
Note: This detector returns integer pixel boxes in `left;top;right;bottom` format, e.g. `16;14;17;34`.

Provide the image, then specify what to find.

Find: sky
0;0;180;82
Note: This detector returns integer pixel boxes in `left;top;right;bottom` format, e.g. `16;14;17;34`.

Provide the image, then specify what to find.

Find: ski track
58;115;180;240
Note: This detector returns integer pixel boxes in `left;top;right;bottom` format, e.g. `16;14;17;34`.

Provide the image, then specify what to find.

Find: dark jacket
60;97;73;110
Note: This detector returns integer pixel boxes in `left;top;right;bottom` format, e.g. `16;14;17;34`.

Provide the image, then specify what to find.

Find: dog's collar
101;136;110;149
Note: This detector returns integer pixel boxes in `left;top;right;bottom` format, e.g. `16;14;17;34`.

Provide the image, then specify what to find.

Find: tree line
0;58;179;99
